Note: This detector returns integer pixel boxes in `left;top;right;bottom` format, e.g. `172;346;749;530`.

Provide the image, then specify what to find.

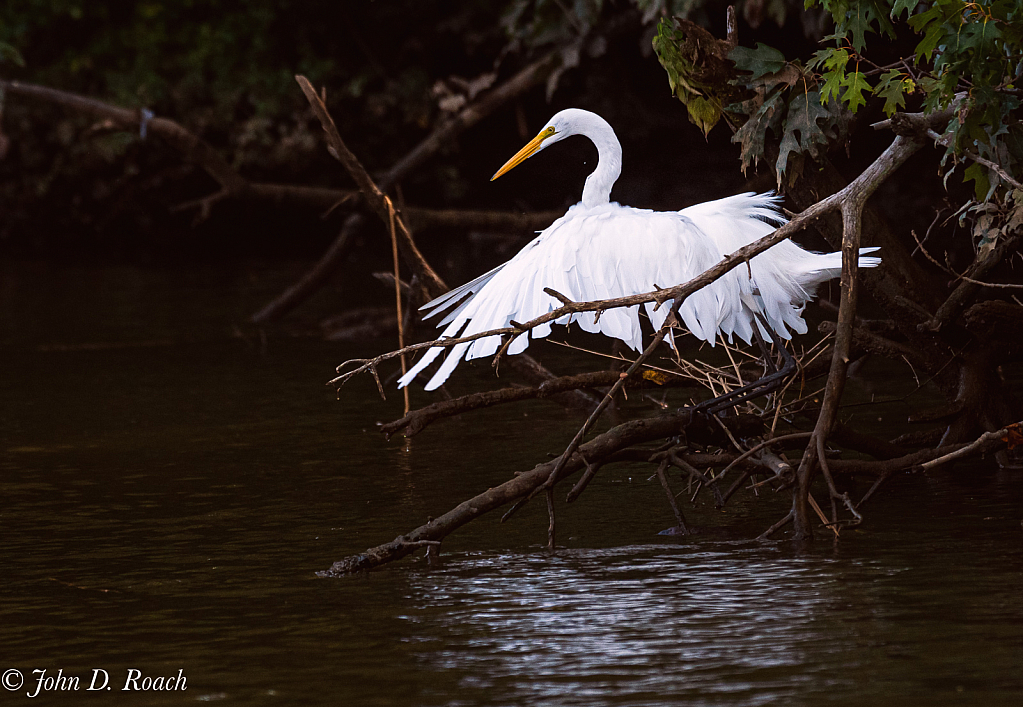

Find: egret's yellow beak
491;128;555;181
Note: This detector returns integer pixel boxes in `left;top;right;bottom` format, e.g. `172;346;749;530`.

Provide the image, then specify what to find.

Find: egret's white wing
400;193;879;391
401;204;727;390
420;262;507;320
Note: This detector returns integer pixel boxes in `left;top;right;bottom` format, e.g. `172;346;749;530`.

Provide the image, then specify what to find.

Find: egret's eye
544;127;556;137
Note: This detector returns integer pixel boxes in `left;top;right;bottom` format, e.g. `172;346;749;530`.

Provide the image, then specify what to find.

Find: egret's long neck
578;116;622;207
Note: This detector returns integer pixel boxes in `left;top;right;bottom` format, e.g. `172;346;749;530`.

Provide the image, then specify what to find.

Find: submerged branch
321;410;695;576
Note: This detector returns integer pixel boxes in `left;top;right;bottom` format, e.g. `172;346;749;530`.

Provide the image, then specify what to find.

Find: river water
2;262;1021;706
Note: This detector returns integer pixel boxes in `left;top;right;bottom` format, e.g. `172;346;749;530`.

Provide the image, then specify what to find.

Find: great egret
399;108;879;391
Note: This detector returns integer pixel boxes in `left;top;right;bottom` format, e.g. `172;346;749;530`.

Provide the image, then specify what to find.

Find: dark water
1;262;1021;706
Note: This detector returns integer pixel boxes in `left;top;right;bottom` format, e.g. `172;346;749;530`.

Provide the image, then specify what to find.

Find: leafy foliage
809;0;1021;201
652;18;739;136
653;0;1022;212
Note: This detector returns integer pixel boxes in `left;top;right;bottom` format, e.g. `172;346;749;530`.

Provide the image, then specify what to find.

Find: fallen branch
1;78;249;200
320;409;695;576
792;106;958;538
916;422;1020;472
381;370;629;438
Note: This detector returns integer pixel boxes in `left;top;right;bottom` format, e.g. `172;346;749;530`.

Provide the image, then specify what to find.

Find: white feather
399;109;881;391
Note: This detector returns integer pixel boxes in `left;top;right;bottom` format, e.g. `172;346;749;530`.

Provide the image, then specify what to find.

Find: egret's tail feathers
397;344;443;389
397;314;472;390
798;246;882;281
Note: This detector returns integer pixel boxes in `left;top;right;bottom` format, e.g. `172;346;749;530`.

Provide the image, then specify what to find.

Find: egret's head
490;110;579;181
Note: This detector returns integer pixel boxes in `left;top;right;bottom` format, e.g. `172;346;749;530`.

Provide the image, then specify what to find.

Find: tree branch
793;130;930;539
380;370;623;439
320;409;697;576
253;35;601;324
295;75;448;298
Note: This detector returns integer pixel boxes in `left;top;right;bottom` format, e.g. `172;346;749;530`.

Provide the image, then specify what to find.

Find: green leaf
819;69;845;105
909;5;948;59
776;89;831;180
845;1;875;53
732;89;785;173
891;0;920;18
964;162;991;202
874;69;913;117
652;18;728;136
729;43;786;80
685;95;722;138
0;41;26;67
841;70;872;112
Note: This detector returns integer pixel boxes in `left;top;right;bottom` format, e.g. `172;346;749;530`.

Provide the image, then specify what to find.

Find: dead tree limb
1;78;250;200
655;460;690;535
917;422;1021;472
295;75;448;298
922;230;1023;333
381;370;628;438
0;80;558;234
792;124;936;539
320;409;695;576
322;416;1016;576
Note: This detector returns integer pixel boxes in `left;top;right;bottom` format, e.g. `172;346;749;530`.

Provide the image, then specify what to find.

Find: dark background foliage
0;1;810;264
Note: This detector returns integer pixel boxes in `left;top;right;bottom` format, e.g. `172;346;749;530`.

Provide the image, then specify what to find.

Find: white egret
399;108;879;391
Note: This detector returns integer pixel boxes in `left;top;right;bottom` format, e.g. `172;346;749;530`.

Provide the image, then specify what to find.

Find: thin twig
655;459;689;534
717;432;812;507
546;488;557;551
387;197;410;416
566;455;604;502
926;128;1023;191
756;510;794;540
918;422;1020;472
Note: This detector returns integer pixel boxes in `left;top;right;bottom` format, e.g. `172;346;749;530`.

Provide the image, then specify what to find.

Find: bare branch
295;75;448;297
917;422;1020;472
255;37;593;324
380;370;622;439
794;128;934;539
926;128;1023;192
1;78;249;198
320;409;698;576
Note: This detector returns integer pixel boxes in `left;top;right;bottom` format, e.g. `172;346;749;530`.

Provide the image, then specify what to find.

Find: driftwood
322;413;1018;575
320;410;711;576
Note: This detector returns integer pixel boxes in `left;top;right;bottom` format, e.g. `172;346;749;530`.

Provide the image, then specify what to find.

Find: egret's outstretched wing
419;262;507;322
400;193;879;391
401;197;736;390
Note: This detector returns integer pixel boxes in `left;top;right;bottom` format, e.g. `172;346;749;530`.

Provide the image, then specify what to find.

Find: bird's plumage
399;109;879;391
